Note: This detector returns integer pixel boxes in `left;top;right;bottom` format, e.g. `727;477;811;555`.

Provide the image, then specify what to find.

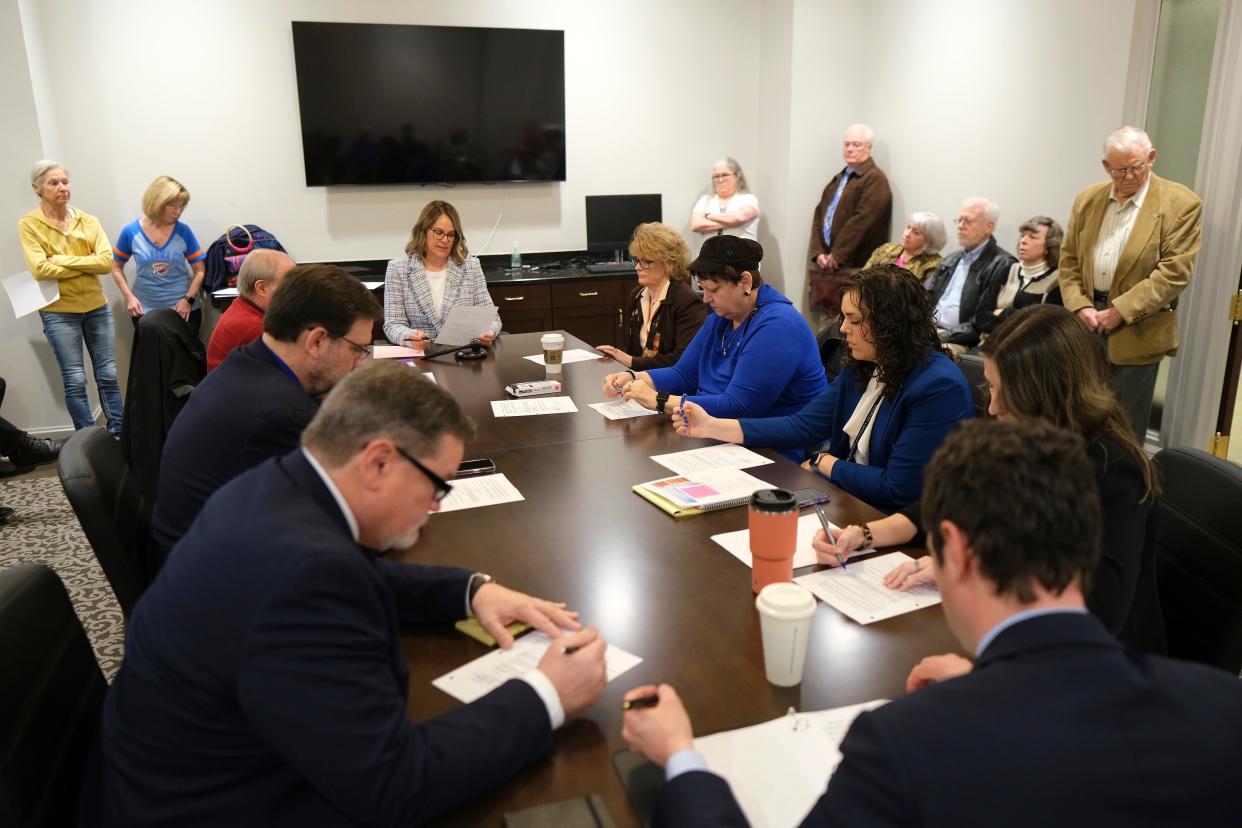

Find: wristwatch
809;451;825;473
655;392;670;414
183;294;195;303
467;572;493;609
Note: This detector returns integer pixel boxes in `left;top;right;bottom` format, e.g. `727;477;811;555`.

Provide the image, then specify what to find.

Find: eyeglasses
632;258;656;269
336;336;373;360
428;228;459;241
711;173;735;181
394;445;454;501
955;216;979;226
1104;162;1152;180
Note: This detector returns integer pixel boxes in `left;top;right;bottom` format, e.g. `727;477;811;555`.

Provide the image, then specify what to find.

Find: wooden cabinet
492;283;551;335
491;275;630;347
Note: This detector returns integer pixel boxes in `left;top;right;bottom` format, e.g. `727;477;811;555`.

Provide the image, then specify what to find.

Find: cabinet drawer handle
503;295;525;301
578;291;599;297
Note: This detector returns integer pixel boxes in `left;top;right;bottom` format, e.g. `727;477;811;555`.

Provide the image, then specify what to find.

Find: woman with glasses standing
18;160;124;438
383;200;500;348
690;158;759;245
596;223;709;370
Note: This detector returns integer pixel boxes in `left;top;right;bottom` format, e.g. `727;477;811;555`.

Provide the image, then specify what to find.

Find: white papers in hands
3;271;58;318
435;304;498;345
693;700;888;828
490;397;578;417
650;444;774;477
589;399;659;420
432;631;643;704
712;513;854;570
374;343;425;359
523;348;602;366
436;473;524;513
794;552;941;624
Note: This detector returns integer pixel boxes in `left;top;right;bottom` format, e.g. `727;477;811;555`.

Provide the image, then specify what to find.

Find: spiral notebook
632;467;770;519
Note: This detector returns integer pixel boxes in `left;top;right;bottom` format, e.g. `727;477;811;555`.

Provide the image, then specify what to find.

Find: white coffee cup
755;582;817;687
541;332;565;373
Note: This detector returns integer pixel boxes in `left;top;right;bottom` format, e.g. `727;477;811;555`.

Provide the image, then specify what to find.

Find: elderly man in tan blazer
1059;126;1202;438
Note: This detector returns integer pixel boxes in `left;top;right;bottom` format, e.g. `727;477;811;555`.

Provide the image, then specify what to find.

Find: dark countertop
319;250;638;286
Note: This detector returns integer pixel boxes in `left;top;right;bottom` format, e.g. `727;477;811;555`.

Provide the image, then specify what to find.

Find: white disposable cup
541;333;565;373
755;582;817;687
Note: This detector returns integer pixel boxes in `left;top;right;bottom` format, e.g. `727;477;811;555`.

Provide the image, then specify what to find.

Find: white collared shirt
1092;175;1151;293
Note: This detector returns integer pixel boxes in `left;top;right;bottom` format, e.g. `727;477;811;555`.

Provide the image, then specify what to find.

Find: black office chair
58;426;152;617
0;562;106;827
1152;447;1242;674
815;319;848;382
956;353;989;418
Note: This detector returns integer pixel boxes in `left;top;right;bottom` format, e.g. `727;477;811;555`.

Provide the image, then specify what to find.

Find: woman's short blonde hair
628;222;691;281
142;176;190;221
404;200;469;263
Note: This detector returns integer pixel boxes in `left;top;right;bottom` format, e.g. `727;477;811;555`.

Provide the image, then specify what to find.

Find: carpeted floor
0;474;124;680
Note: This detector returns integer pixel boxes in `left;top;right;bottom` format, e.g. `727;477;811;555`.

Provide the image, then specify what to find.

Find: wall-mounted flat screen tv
291;21;565;186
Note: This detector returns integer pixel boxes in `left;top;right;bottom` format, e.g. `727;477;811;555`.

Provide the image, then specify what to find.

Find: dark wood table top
392;349;962;826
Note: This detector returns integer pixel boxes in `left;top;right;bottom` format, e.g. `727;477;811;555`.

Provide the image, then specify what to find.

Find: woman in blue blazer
677;264;973;510
383;200;500;347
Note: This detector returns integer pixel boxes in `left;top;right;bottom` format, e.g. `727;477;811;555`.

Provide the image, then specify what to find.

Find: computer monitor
585;194;662;258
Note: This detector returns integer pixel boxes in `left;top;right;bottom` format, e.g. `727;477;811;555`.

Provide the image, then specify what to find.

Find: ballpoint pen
814;503;847;571
622;694;659;710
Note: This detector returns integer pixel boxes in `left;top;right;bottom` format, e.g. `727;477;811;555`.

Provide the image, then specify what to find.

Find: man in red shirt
206;249;295;371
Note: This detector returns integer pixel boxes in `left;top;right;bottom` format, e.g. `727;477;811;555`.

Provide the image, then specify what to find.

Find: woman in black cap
603;235;825;461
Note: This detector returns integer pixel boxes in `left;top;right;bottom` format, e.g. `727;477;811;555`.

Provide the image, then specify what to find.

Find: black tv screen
291;21;565;186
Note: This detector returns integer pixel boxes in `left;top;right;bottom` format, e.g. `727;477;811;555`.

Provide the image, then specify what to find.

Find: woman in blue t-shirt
111;175;207;333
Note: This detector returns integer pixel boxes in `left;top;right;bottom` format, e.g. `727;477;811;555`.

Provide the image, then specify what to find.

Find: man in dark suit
622;419;1242;827
150;263;380;563
84;361;609;826
925;197;1016;351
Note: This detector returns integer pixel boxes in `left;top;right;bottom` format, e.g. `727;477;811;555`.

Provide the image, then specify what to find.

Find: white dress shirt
1092;175;1151;293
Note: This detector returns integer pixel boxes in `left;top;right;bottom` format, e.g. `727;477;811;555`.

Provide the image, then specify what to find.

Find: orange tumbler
749;489;799;593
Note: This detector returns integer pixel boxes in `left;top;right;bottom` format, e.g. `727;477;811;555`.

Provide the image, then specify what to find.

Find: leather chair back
0;562;105;827
815;319;848;382
57;426;152;617
955;353;989;418
1152;447;1242;673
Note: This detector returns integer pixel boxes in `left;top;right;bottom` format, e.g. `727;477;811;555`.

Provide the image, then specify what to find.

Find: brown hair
979;304;1156;499
1017;216;1064;269
629;222;691;281
404;200;468;263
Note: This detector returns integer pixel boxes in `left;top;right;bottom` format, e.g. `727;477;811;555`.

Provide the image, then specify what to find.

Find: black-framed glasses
428;227;459;241
337;336;373;360
394;446;454;501
1104;162;1152;180
632;258;656;269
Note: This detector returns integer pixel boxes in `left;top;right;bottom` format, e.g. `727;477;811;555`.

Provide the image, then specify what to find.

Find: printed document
374;344;425;359
589;399;660;420
524;348;603;366
436;473;524;513
693;700;888;828
432;631;643;704
711;513;849;570
649;444;774;477
435;304;499;345
794;552;941;624
490;397;578;417
3;271;58;318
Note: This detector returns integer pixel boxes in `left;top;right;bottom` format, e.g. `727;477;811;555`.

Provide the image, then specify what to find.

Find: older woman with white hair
863;212;947;282
689;157;759;243
17;160;124;437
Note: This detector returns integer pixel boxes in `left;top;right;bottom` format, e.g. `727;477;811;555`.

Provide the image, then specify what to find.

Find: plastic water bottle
511;242;522;269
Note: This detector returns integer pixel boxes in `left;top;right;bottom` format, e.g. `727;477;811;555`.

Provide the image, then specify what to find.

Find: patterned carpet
0;474;124;680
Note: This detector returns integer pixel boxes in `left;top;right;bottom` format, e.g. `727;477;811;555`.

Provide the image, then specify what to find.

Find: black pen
622;694;659;710
562;645;579;655
814;504;847;571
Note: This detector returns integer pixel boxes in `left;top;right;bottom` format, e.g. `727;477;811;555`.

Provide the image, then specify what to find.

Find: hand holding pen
812;504;848;570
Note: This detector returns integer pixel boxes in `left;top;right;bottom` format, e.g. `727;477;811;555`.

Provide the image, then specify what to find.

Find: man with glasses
925;197;1016;352
86;361;609;825
1059;126;1203;438
150;264;382;565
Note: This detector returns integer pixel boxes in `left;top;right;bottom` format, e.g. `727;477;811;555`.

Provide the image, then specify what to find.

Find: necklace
720;306;759;356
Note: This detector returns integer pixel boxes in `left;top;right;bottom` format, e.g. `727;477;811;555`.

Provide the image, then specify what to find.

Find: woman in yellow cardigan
18;160;123;436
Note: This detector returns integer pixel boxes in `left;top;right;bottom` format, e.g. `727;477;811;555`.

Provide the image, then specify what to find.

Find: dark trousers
1111;361;1160;439
131;309;202;337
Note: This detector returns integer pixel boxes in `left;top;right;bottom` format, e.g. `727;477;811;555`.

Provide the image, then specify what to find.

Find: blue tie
821;168;854;249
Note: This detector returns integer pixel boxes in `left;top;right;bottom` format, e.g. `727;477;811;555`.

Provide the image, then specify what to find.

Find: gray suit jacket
382;253;500;344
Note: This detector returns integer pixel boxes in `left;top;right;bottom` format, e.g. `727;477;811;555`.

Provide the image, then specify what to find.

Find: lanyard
846;394;883;463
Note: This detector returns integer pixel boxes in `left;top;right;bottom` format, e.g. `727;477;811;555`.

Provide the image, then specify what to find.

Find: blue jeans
39;305;124;437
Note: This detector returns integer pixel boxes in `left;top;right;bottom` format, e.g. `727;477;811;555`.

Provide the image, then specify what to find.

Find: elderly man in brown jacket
1059;126;1203;438
808;124;892;315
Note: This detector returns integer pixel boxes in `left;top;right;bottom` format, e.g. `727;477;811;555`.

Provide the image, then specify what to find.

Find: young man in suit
622;418;1242;827
84;361;608;825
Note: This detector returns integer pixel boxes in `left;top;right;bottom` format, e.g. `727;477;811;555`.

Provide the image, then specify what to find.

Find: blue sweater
647;282;826;427
740;351;972;510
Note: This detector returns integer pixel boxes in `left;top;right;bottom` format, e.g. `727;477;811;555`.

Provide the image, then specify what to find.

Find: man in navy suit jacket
622;419;1242;827
150;264;381;563
84;361;608;825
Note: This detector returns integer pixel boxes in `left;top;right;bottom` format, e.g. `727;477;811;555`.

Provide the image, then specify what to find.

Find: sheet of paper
794;552;941;624
411;369;436;384
693;700;888;828
361;280;383;290
650;444;774;476
212;287;240;299
374;343;425;359
432;631;643;704
434;304;499;345
589;399;660;420
3;271;59;318
436;473;524;513
712;513;855;570
523;348;603;366
490;397;578;417
639;467;770;509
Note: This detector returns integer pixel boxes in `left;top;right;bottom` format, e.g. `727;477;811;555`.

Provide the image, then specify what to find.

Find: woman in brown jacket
597;222;709;371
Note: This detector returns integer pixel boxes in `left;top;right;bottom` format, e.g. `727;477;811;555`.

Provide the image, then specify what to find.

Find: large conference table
392;331;961;826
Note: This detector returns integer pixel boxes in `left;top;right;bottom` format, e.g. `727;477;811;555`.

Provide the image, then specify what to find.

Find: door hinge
1208;432;1229;458
1230;291;1242;323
